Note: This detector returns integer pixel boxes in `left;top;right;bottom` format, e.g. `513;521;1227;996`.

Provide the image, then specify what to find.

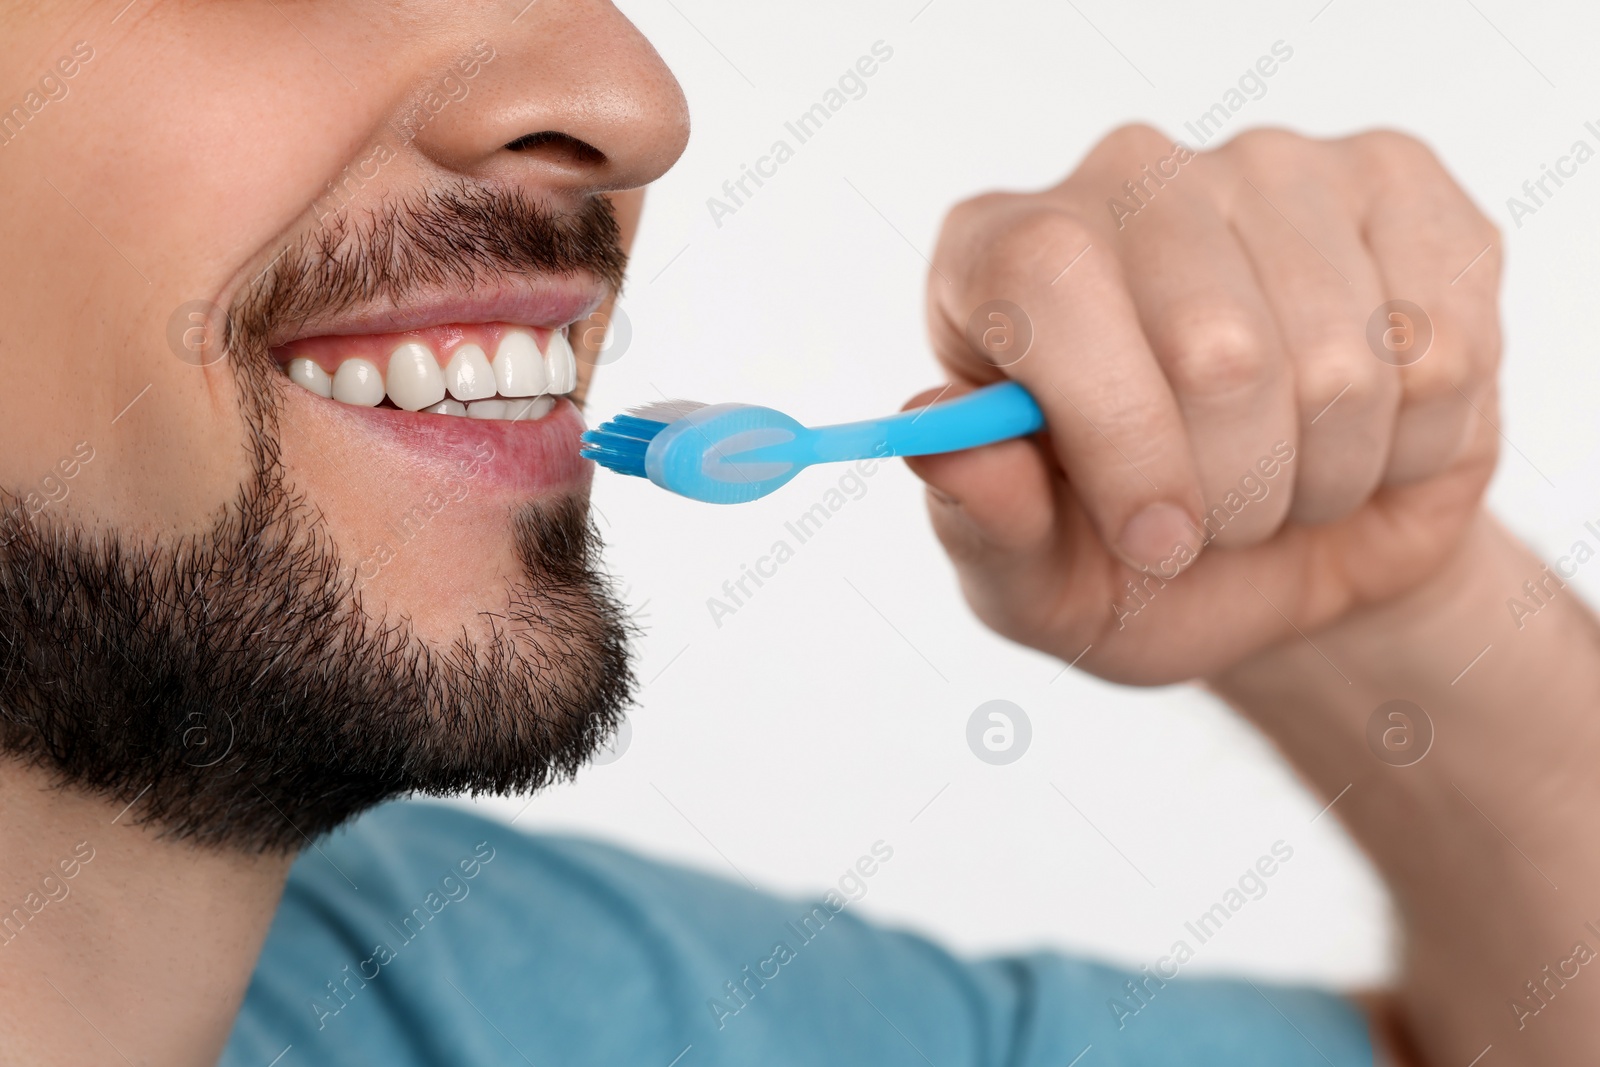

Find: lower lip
315;392;592;498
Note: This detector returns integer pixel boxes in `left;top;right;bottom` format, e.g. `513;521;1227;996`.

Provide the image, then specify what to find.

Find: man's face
0;0;689;849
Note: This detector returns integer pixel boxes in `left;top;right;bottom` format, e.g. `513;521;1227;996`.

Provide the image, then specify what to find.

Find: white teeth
493;330;547;398
444;344;496;401
386;342;446;411
292;328;574;416
507;395;555;421
287;358;333;398
331;358;385;406
544;329;577;394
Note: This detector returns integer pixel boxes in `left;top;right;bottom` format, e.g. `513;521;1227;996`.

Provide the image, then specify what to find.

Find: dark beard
0;184;637;852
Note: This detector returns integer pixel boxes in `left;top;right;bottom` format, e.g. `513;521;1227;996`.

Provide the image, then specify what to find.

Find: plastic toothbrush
579;380;1044;504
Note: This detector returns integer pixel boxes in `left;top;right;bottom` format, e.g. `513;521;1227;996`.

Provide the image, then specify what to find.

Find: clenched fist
908;125;1502;684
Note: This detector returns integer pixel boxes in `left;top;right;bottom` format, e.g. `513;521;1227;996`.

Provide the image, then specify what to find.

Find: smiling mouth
274;321;579;423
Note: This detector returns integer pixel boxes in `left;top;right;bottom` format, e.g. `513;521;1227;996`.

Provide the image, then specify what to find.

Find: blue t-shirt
221;802;1372;1066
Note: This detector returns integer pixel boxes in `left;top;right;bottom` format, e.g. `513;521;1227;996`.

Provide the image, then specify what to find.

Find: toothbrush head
580;400;703;479
581;400;808;504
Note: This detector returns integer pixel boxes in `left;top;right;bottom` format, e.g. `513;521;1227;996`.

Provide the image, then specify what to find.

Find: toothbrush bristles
608;414;671;437
627;399;706;422
580;399;708;479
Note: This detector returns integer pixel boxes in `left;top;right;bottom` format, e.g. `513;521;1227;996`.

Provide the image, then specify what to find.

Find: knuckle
1433;332;1500;395
1227;125;1309;162
1294;341;1384;414
1159;307;1275;398
1099;122;1178;158
1352;128;1440;175
937;191;1027;260
972;206;1096;291
1395;339;1466;402
1218;131;1324;195
943;190;1023;233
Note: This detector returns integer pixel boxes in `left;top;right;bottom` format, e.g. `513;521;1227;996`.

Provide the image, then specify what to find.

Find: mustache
225;182;627;362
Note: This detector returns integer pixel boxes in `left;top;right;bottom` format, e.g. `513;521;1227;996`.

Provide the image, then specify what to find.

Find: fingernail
1116;502;1202;573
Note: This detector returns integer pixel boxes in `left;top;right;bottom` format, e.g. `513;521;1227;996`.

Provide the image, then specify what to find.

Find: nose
405;0;690;196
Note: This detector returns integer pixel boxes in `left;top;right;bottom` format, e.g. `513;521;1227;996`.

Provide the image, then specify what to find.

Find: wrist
1210;511;1600;1065
1211;510;1600;800
1212;509;1600;877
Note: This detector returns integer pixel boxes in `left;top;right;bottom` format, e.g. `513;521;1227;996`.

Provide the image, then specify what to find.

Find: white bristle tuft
627;399;707;423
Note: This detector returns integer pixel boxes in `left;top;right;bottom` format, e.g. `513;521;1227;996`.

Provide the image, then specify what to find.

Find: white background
455;0;1600;989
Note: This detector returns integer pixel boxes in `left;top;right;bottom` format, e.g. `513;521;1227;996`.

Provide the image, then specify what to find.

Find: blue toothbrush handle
808;381;1044;463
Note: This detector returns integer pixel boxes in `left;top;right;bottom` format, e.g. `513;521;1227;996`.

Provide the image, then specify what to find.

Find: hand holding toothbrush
900;125;1502;689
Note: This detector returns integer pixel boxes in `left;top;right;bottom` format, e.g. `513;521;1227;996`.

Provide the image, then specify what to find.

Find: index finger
927;195;1206;573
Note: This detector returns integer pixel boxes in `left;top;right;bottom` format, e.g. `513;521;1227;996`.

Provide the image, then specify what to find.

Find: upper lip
267;273;610;347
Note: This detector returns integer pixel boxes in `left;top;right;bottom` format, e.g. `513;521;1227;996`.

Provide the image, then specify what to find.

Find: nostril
504;131;607;166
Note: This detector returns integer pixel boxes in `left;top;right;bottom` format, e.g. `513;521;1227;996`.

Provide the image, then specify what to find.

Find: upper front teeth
387;342;446;411
445;344;495;401
332;358;384;407
545;329;577;394
286;328;577;418
493;331;547;397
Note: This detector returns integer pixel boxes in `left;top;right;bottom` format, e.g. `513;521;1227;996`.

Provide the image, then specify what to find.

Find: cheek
0;7;393;534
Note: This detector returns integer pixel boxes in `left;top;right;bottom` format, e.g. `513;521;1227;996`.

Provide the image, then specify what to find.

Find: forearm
1210;511;1600;1065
